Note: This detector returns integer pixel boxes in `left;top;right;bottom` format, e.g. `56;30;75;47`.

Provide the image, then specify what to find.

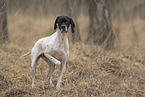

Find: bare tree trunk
0;0;9;44
63;0;81;43
86;0;115;49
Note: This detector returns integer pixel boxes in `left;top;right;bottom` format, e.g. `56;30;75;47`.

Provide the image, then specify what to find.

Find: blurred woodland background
0;0;144;49
0;0;145;97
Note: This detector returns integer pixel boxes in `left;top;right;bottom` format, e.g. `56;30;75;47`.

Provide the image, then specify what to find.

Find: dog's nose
61;25;67;32
61;26;65;29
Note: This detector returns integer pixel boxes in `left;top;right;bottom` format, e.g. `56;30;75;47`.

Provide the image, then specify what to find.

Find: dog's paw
56;84;60;90
50;83;55;87
55;60;61;66
32;84;35;88
53;65;57;69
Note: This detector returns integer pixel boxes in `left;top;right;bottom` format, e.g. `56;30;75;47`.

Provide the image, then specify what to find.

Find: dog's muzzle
61;25;67;33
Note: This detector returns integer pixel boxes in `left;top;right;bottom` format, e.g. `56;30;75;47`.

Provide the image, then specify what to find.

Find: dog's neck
55;29;68;46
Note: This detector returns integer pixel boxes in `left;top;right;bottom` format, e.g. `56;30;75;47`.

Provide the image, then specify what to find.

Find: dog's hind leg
47;65;55;87
31;54;40;88
41;55;55;87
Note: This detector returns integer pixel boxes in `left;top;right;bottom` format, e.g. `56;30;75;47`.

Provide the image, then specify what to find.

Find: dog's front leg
44;53;61;66
56;60;66;90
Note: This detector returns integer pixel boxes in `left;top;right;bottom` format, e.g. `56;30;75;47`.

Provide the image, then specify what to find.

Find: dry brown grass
0;14;145;97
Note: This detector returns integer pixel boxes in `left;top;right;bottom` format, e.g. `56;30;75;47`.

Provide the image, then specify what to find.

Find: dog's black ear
54;16;60;30
70;18;75;33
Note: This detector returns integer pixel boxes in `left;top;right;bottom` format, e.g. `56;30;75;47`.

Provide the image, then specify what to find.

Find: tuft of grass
0;14;145;96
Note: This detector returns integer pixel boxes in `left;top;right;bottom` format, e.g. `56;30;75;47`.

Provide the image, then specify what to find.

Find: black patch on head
54;16;75;33
69;18;75;33
54;16;60;30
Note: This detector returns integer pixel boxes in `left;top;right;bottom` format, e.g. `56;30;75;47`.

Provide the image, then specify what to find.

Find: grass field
0;14;145;97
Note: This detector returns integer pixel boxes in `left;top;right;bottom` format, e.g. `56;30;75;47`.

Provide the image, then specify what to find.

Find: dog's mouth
61;30;67;33
61;26;67;33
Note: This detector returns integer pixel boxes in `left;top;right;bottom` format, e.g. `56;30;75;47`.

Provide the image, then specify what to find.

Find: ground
0;15;145;97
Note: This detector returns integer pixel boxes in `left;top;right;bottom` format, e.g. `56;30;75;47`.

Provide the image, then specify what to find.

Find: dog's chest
47;38;69;60
49;44;68;60
52;49;65;60
43;31;69;60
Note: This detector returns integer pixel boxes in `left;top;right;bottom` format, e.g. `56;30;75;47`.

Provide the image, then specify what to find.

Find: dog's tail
21;50;31;57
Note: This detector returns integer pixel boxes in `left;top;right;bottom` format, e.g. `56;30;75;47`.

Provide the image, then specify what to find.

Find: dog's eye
58;22;61;25
66;21;69;24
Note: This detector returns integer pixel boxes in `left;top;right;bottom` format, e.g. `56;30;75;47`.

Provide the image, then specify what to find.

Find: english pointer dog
22;16;75;90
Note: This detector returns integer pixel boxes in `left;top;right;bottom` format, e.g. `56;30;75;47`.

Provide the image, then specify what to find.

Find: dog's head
54;16;75;33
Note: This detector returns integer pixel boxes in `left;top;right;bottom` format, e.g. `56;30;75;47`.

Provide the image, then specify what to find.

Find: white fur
22;28;69;90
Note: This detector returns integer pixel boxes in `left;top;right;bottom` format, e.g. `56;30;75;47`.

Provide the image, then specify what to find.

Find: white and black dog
22;16;75;90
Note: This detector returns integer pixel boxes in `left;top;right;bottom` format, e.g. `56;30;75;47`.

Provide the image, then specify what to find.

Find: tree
63;0;81;43
85;0;115;49
0;0;9;44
